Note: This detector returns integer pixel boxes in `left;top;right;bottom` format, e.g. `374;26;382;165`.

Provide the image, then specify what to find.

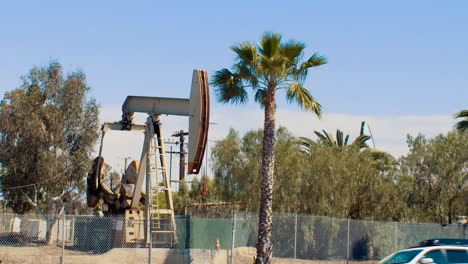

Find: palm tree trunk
256;88;276;264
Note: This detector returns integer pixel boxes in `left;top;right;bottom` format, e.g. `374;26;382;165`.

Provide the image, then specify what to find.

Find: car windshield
380;249;423;264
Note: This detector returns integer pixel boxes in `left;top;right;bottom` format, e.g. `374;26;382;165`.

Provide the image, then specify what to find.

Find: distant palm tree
299;129;397;168
315;129;371;148
211;32;326;264
299;129;370;154
455;110;468;131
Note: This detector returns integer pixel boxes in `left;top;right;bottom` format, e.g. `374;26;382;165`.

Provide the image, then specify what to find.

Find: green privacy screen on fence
184;216;251;250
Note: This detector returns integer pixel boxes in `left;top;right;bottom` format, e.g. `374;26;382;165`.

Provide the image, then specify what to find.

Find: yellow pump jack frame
98;115;176;246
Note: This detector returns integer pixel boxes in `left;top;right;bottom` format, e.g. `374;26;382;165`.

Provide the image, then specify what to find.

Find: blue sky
1;0;466;114
0;1;467;170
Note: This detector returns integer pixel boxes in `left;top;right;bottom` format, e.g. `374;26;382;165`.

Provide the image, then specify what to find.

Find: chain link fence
230;213;467;261
0;211;466;263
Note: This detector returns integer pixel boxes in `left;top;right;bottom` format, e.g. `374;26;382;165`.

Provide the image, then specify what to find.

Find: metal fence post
149;214;152;264
346;218;350;264
464;223;467;239
230;212;236;264
293;213;298;259
394;221;398;252
61;210;65;264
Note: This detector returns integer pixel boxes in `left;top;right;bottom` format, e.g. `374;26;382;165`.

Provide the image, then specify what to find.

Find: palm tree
322;129;370;147
455;110;468;131
211;32;326;263
299;128;397;167
298;129;370;154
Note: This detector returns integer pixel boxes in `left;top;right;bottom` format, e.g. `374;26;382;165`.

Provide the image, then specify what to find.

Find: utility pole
163;140;177;185
169;145;173;183
125;157;129;170
360;121;376;149
172;130;189;182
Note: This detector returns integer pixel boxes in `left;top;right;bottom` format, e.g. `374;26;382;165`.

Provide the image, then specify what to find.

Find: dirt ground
0;246;378;264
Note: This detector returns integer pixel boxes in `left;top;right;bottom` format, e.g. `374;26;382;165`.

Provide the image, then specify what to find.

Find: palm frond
352;134;371;149
254;88;267;106
454;110;468;131
313;131;327;142
336;130;344;146
258;32;281;59
313;128;373;150
230;42;260;86
280;40;305;63
455;109;468;118
306;53;328;67
314;130;334;146
323;130;335;146
231;42;257;65
297;136;316;154
455;120;468;131
258;55;290;81
211;69;248;104
286;82;322;117
295;53;328;81
235;63;259;87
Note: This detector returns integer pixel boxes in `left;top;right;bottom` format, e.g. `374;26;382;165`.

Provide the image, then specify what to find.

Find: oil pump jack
86;70;209;247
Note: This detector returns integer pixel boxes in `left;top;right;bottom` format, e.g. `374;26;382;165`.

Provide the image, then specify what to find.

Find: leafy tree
400;131;468;223
270;127;307;213
211;128;306;212
210;129;245;202
455;110;468;131
211;32;326;263
190;174;219;204
211;128;260;209
0;62;99;243
172;180;192;210
299;144;398;220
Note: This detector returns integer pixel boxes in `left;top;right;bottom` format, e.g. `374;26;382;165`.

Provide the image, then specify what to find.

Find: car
379;239;468;264
417;239;468;247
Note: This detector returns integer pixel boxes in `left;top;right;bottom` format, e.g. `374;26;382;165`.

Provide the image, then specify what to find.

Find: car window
424;249;447;264
380;249;422;264
446;249;468;263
